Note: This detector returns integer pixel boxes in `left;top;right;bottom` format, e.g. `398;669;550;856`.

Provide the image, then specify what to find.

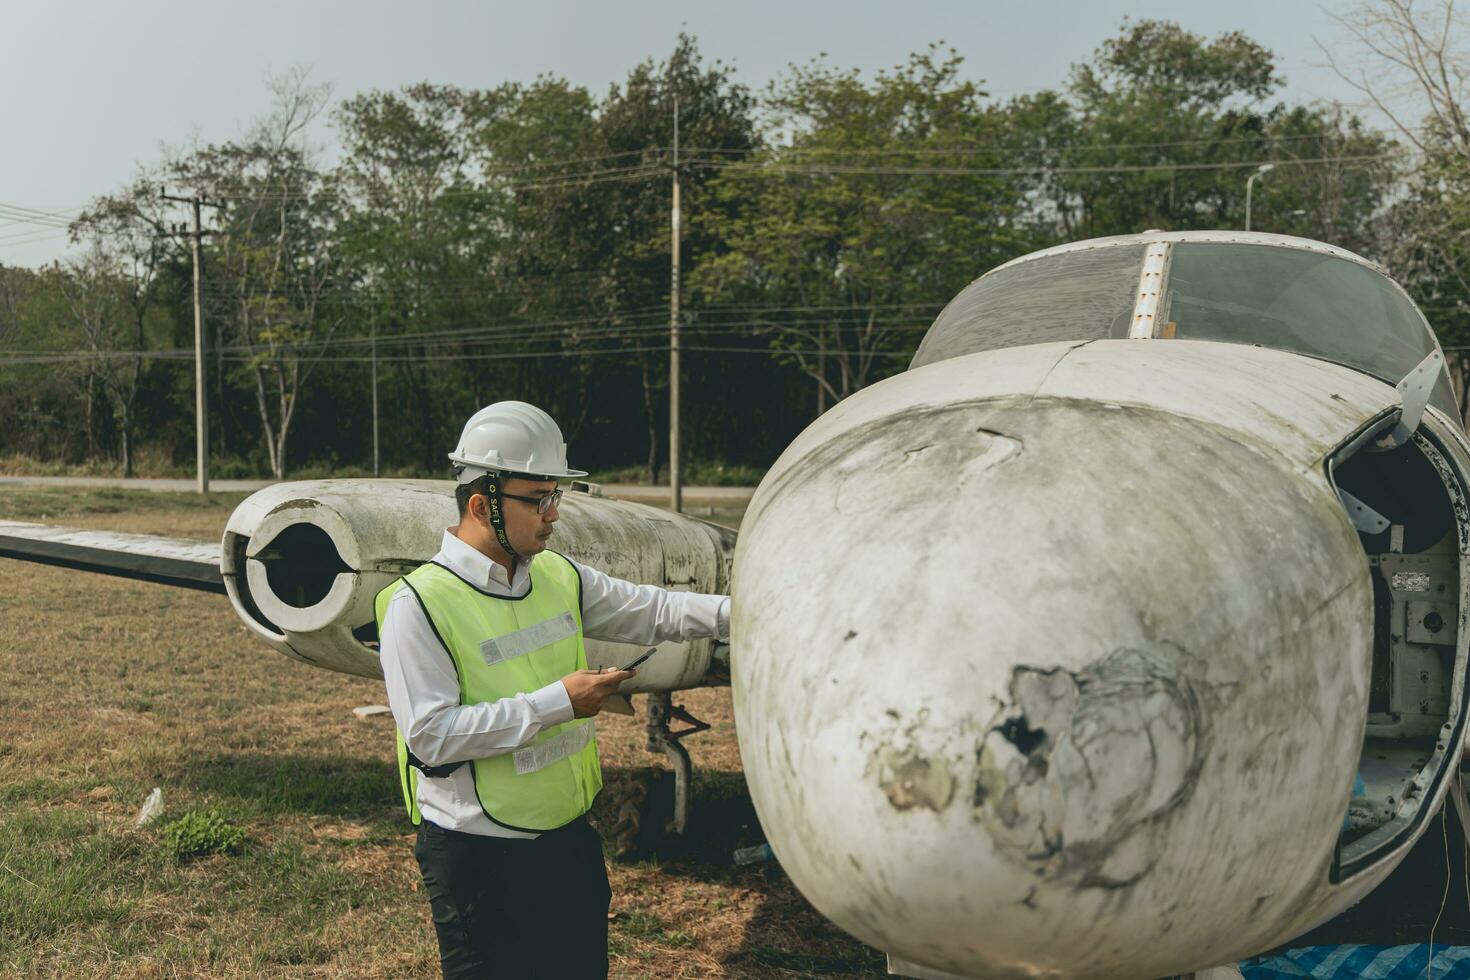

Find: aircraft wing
0;520;223;594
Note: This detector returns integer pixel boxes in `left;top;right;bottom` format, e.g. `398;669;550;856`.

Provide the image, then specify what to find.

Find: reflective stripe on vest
375;550;602;832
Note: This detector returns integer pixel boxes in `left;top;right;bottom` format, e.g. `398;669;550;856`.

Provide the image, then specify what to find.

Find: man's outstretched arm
571;559;730;645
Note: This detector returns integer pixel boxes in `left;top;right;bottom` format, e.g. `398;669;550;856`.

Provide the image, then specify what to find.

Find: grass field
0;487;883;978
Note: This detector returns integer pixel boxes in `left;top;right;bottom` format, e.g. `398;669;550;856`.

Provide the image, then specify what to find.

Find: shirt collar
437;527;533;594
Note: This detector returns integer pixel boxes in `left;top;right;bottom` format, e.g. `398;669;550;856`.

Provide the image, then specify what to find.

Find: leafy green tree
695;47;1036;407
1249;106;1398;253
335;82;499;470
172;69;346;479
0;265;87;461
1041;19;1398;247
65;177;174;475
589;34;758;478
1054;19;1283;236
54;252;140;469
461;76;612;456
464;34;758;480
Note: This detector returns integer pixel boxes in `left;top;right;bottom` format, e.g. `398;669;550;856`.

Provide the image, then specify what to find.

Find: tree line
2;10;1466;481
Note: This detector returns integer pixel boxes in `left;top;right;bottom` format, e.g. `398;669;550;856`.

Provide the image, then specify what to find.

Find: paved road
0;475;755;503
0;475;277;492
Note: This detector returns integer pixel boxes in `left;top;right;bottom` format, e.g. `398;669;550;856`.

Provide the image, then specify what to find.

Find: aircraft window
1163;244;1456;415
910;244;1144;369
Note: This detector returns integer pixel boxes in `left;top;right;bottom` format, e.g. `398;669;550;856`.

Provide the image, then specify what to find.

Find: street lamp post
1245;163;1274;232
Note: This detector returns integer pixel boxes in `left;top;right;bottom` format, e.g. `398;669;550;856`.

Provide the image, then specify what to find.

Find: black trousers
413;816;612;980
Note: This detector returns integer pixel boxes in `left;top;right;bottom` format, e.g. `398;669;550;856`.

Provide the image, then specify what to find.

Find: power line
0;201;81;228
468;147;666;176
0;341;920;366
238;163;669;202
0;230;70;249
686;150;1412;179
0;127;1429;236
0;315;940;363
0;147;1417;256
163;149;1416;205
0;214;72;234
681;128;1414;157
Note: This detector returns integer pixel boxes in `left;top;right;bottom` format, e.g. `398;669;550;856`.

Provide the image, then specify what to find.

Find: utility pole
371;313;380;478
817;349;827;416
1244;163;1273;232
160;188;220;495
669;95;683;513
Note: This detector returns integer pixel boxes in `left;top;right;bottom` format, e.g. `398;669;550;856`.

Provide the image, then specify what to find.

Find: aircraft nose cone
731;386;1372;979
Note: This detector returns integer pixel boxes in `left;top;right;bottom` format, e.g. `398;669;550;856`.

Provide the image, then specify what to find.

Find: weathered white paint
221;479;735;687
0;520;218;568
732;340;1462;979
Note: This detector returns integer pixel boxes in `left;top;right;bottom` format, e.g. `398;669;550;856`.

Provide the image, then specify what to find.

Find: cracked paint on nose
730;347;1376;979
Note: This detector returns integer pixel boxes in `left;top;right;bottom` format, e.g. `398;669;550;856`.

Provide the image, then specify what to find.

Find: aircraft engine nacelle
221;480;734;688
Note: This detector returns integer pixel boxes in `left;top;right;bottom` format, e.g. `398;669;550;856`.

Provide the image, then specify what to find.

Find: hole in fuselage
1333;430;1464;877
352;620;380;650
252;522;353;609
998;715;1048;756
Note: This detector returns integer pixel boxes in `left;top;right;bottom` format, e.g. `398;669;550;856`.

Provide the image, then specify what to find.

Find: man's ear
469;493;488;523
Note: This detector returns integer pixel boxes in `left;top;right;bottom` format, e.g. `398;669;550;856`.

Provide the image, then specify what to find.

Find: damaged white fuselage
731;233;1470;979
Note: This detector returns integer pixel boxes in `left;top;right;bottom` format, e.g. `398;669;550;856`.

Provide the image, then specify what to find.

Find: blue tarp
1243;945;1470;979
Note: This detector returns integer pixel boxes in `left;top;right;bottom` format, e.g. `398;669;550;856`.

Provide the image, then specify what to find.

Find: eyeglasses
500;488;563;514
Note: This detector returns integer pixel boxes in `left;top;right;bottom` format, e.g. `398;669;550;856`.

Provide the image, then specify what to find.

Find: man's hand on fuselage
561;668;635;718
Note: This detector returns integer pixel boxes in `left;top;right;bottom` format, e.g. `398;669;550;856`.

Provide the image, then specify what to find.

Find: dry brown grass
0;488;882;978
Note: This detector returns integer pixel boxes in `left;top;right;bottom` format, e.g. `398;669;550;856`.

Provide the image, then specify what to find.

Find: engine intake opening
228;531;282;636
252;522;354;609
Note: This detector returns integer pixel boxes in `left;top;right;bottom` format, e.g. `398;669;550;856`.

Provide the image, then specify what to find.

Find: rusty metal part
644;692;710;835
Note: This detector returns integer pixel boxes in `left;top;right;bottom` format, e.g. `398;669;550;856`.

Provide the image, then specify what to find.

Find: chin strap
480;471;523;561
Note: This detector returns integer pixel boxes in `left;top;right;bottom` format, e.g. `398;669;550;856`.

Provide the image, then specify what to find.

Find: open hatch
1330;418;1470;880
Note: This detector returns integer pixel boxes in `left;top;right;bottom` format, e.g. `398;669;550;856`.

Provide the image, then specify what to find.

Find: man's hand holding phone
562;668;635;718
562;649;656;718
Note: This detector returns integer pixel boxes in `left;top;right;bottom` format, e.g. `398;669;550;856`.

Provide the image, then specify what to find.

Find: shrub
158;808;247;861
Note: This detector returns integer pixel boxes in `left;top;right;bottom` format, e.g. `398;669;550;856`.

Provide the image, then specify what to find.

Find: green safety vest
375;551;602;832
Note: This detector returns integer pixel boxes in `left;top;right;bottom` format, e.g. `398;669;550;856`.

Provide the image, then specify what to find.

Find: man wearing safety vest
376;401;730;979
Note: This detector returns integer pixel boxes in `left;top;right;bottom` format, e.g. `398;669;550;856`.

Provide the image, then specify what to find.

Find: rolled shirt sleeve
380;587;574;768
571;558;730;645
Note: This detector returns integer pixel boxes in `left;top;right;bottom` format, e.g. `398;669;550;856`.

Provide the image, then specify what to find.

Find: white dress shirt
380;528;730;838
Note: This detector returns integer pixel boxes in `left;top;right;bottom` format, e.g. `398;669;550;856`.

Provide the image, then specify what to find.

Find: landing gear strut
644;691;710;834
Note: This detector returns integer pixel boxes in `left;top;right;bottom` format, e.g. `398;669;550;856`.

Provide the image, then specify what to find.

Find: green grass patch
616;909;695;948
174;752;399;821
0;486;249;522
0;808;141;944
159;807;247;861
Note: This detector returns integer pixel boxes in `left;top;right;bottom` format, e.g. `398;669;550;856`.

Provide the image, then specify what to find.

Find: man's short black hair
456;473;495;518
456;470;557;517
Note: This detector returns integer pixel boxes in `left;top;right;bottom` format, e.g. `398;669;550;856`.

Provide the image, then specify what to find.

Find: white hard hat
448;401;588;483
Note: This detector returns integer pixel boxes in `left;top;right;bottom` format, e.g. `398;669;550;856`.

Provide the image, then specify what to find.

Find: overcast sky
1;0;1390;268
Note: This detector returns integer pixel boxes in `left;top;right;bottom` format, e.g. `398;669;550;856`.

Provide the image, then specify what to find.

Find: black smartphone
616;647;657;672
